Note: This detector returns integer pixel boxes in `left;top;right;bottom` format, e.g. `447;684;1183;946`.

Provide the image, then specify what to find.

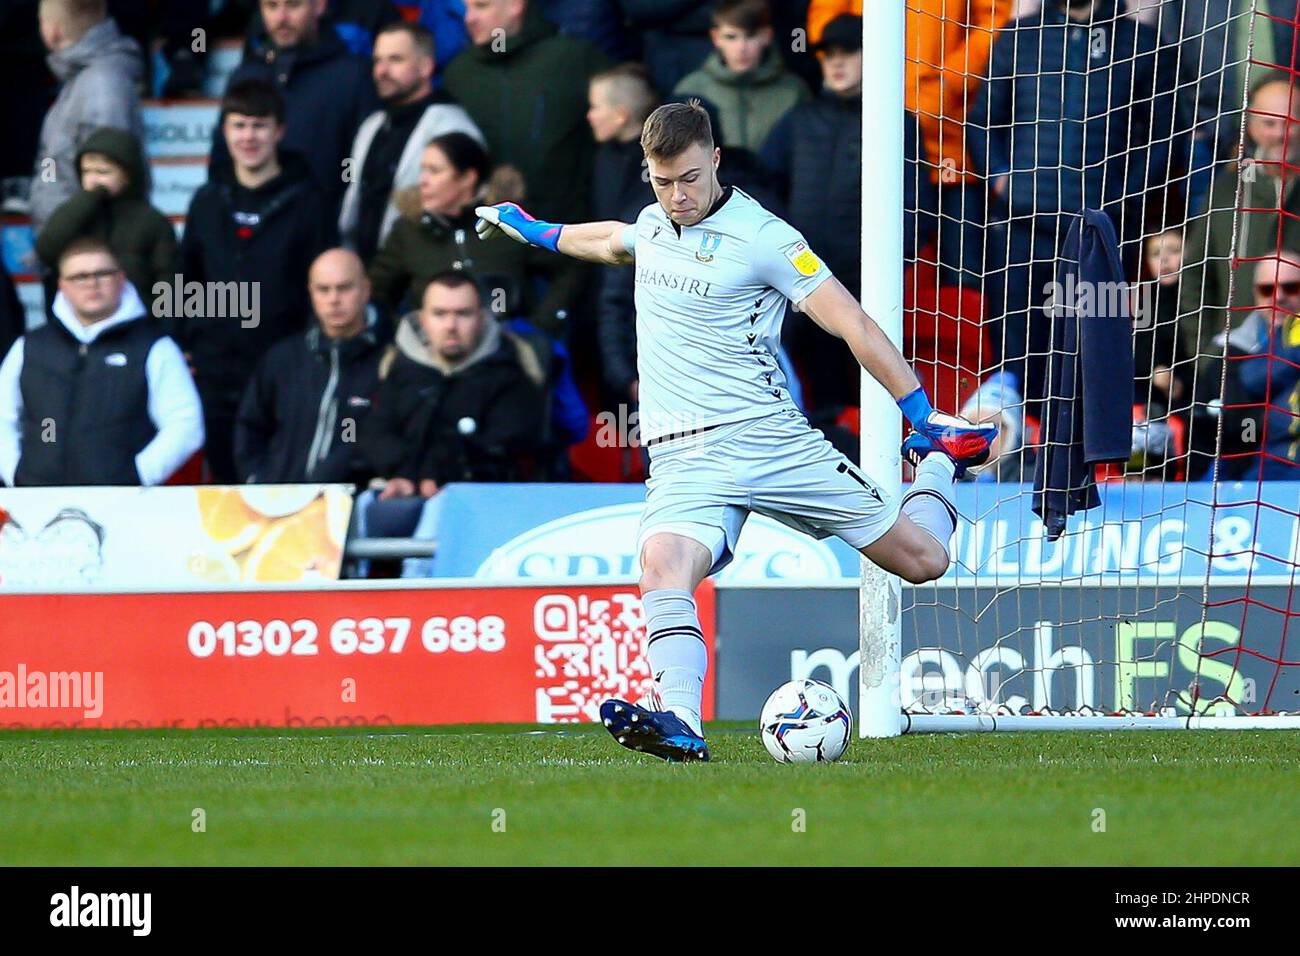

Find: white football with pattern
759;679;852;764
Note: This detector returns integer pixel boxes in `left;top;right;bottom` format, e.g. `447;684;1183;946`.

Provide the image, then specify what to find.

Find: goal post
860;0;1300;733
858;0;906;738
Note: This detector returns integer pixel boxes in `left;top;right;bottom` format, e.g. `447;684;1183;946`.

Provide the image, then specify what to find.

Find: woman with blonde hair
367;132;583;335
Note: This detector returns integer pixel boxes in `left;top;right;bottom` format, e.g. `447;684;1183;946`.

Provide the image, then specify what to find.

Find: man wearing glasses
1223;251;1300;480
0;238;203;486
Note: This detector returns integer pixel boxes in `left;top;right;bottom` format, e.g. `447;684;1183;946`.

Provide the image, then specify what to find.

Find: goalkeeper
477;101;995;761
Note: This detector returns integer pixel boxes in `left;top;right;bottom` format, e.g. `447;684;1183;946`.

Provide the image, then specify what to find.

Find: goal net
861;0;1300;731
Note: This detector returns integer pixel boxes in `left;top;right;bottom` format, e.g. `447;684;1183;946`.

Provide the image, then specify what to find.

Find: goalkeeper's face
646;144;723;227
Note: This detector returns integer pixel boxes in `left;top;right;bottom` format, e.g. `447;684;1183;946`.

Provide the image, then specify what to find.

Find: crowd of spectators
4;0;1300;504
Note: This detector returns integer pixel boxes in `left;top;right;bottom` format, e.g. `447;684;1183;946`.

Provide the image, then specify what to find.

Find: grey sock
641;588;706;734
902;455;957;558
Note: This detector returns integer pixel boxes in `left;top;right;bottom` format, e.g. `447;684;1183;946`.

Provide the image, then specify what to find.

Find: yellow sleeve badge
785;242;822;277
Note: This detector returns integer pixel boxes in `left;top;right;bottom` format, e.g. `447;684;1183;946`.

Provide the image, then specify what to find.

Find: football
759;679;853;763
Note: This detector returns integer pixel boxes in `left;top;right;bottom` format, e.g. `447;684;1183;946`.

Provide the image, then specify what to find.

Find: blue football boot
600;699;710;762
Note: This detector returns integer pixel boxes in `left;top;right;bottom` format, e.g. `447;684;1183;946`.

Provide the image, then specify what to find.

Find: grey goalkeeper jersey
621;186;833;443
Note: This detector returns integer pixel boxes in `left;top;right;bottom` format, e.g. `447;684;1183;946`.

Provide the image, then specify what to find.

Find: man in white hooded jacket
0;239;202;486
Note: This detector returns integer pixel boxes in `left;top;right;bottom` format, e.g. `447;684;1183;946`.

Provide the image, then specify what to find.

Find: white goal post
859;1;1300;735
858;0;906;738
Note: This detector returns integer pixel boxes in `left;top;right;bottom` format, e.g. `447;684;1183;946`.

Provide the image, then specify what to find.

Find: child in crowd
35;126;178;313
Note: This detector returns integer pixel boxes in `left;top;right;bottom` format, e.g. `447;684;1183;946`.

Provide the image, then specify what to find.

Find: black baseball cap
813;14;862;54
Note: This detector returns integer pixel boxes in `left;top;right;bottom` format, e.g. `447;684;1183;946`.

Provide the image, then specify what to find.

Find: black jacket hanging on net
1032;209;1135;540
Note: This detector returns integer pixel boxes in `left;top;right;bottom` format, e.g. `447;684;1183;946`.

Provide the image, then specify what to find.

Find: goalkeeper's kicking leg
600;532;714;762
600;419;994;763
860;452;959;586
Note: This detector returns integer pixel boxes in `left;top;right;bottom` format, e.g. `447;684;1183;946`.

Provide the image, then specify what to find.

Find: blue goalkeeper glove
474;202;563;253
898;386;999;471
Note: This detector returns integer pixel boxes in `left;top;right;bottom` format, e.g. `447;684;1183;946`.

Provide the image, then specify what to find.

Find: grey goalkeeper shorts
636;408;901;576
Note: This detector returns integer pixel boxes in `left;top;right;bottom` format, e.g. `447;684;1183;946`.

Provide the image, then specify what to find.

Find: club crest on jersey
785;242;822;276
695;232;723;262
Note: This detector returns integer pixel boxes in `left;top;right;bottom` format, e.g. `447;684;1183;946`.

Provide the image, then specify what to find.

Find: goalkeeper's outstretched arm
556;221;634;265
475;202;633;266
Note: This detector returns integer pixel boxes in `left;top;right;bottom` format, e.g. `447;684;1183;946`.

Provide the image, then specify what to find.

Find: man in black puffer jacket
0;239;203;487
234;249;385;486
180;79;332;482
362;270;545;517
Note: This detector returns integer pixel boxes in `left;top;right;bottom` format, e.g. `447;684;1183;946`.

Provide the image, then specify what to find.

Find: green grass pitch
2;725;1298;866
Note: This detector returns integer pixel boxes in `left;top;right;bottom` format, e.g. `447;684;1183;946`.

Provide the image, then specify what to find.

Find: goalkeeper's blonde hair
640;100;715;161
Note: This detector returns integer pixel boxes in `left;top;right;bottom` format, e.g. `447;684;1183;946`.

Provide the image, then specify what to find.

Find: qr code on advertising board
532;592;652;722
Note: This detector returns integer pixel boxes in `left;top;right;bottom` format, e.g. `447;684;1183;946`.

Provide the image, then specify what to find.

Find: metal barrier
343;538;437;560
